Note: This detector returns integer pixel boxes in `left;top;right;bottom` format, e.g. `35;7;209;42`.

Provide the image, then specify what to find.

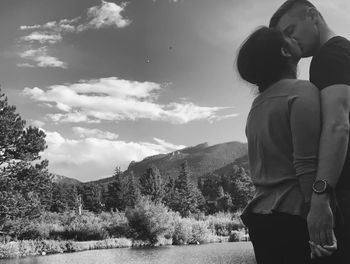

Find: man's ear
306;7;319;21
281;47;292;58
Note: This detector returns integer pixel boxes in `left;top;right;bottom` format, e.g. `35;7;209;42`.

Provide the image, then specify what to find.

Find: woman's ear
281;47;292;58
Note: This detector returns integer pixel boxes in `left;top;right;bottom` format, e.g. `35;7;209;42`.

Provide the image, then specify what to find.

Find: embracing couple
237;0;350;263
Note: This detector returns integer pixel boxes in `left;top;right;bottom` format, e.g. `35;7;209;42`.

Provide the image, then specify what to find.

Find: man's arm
308;84;350;247
289;82;320;205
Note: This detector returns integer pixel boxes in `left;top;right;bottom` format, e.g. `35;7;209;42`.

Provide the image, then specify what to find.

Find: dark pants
247;211;311;264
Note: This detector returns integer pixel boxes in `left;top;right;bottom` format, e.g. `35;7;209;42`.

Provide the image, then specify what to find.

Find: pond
0;242;256;264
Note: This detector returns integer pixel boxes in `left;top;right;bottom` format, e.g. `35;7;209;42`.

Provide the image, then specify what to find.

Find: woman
236;26;321;264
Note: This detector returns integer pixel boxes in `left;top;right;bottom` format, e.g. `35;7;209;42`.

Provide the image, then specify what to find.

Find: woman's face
284;36;302;63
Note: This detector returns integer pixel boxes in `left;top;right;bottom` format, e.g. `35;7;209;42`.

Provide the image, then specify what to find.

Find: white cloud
43;131;185;181
77;1;131;32
21;31;62;44
19;47;67;69
163;102;231;123
23;77;236;124
20;1;130;34
72;126;119;140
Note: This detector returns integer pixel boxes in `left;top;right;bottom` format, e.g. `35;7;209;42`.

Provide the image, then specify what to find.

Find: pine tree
123;171;141;208
105;166;124;211
170;161;205;217
50;183;80;213
0;88;52;224
163;177;176;206
139;165;164;202
81;183;104;213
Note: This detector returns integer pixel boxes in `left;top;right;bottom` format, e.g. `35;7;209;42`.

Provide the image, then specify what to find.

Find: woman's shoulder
288;79;320;96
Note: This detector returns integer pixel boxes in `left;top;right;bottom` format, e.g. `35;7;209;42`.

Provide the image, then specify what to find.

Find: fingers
316;245;333;256
323;231;337;251
323;244;337;252
309;241;323;258
310;243;317;258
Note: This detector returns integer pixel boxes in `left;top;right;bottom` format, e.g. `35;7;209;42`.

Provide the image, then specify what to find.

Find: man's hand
309;231;337;259
307;194;334;246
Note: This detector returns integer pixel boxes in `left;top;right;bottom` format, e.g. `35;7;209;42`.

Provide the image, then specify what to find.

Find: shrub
126;198;175;245
189;220;211;244
172;217;214;245
100;211;129;238
206;212;242;236
172;217;192;245
63;213;109;241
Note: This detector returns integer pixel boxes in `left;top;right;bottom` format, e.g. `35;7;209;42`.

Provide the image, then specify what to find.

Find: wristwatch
312;179;333;194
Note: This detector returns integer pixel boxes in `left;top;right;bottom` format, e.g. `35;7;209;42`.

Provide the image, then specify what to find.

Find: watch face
313;180;327;193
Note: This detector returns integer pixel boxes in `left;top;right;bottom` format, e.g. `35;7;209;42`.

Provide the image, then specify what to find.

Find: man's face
276;7;319;57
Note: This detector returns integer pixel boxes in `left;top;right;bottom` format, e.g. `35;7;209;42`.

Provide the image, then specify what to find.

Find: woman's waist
243;183;306;218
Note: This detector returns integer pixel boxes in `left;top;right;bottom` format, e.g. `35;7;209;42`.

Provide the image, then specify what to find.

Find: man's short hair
269;0;316;28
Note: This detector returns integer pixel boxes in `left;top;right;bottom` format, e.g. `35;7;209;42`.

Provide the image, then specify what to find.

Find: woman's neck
281;67;297;80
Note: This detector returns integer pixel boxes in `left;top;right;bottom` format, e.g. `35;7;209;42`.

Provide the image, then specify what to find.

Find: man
270;0;350;263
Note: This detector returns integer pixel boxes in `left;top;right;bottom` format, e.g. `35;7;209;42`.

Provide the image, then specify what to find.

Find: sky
1;0;350;182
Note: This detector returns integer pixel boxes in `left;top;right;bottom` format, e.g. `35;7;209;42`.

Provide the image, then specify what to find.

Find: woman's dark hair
236;26;292;92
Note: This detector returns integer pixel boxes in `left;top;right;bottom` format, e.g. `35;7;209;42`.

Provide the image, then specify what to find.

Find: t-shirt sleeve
311;44;350;90
288;81;321;203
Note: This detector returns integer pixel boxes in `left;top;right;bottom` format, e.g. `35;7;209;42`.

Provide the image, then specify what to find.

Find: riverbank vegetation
0;207;245;258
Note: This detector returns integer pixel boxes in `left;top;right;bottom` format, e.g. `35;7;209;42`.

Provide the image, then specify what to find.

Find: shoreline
0;236;232;259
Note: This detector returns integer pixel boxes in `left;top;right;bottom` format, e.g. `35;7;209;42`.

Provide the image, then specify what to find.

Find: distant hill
120;141;248;182
67;141;248;188
51;174;82;185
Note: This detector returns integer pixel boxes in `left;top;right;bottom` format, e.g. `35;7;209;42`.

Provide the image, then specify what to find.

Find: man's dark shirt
310;36;350;190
